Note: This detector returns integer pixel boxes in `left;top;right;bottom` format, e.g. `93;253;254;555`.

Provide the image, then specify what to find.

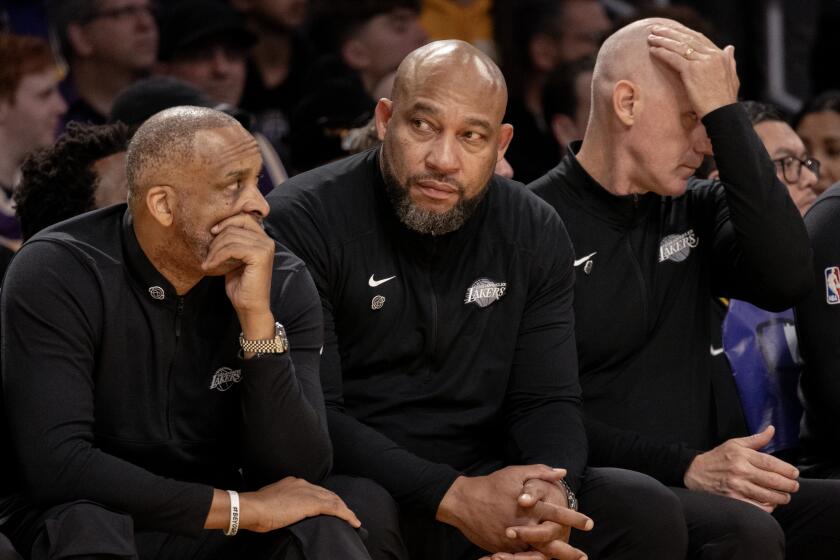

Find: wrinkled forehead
401;63;507;121
193;126;261;169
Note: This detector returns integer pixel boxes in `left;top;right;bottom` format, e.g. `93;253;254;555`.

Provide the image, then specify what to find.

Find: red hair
0;33;59;103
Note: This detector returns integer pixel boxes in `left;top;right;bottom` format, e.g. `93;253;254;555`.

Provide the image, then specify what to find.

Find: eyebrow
410;102;492;132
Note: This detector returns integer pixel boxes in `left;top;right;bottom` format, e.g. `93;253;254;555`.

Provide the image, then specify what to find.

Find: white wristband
224;490;240;536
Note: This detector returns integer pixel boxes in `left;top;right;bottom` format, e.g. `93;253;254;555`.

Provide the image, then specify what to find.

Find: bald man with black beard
531;18;840;560
267;40;689;560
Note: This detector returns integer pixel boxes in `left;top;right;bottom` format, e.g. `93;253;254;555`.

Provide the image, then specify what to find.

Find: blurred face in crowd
345;8;428;91
163;38;249;106
754;120;819;215
376;41;512;235
0;67;67;155
92;151;128;208
556;0;611;64
796;110;840;193
254;0;308;29
70;0;158;70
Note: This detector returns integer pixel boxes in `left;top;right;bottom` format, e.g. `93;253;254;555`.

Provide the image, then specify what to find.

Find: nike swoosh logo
710;345;724;357
573;252;597;267
368;274;396;287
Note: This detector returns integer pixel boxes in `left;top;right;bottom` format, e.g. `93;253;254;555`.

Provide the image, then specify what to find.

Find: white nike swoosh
710;345;724;357
368;274;397;287
573;252;597;267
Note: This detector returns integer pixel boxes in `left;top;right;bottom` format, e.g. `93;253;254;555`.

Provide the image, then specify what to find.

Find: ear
67;23;94;58
145;186;175;227
550;114;580;149
342;38;370;71
612;80;638;127
529;33;558;73
374;98;393;141
496;123;514;159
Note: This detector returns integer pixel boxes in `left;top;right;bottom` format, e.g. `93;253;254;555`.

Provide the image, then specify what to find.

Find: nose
135;5;156;30
211;47;235;76
800;163;819;191
242;179;270;219
425;133;459;176
54;91;68;116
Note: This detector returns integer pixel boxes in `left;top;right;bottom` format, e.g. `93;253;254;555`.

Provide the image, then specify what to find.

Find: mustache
409;173;466;193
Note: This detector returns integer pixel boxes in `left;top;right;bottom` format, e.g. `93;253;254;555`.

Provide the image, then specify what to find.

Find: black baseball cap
157;0;256;62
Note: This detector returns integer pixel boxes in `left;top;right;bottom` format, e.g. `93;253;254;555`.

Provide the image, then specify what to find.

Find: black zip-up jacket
0;205;329;536
795;183;840;467
530;104;813;485
265;148;586;516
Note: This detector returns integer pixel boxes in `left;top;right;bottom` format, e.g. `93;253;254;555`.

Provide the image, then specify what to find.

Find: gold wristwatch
239;322;288;354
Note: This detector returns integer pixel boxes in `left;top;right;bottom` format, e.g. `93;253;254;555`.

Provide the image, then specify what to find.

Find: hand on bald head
590;17;738;129
590;18;678;125
126;106;244;210
389;40;508;123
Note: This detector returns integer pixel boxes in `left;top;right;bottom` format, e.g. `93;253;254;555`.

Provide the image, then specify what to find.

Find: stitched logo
209;367;242;391
464;278;507;307
826;266;840;305
658;230;699;263
369;274;396;287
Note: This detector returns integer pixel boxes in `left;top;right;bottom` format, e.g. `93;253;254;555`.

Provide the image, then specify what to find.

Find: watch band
556;478;578;511
239;322;288;354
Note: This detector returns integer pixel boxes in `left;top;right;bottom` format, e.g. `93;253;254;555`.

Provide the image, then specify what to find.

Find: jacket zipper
166;296;185;438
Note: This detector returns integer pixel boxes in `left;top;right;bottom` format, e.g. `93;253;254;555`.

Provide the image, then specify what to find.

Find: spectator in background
153;3;289;190
542;56;595;161
47;0;157;127
233;0;313;165
745;101;820;215
795;91;840;194
0;32;66;251
494;0;610;183
155;0;255;108
419;0;496;57
291;0;427;173
15;122;130;242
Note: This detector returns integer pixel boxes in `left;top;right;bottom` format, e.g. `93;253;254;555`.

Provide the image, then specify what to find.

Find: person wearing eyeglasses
744;101;821;216
46;0;158;129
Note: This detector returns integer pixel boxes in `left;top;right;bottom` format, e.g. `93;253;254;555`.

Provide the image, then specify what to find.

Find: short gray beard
381;151;486;236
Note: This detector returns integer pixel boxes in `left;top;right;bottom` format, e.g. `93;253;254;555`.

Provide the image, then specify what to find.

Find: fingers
514;465;567;485
507;521;569;543
530;499;594;532
649;23;715;52
746;455;800;490
482;552;547;560
202;227;273;272
324;496;362;529
736;425;775;450
647;33;711;61
737;480;791;507
211;212;265;235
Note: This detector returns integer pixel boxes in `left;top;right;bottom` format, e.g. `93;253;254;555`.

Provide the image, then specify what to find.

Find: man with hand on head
530;18;840;559
0;106;393;559
267;40;687;560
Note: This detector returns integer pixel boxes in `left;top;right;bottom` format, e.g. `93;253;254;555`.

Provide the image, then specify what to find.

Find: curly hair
16;122;130;241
